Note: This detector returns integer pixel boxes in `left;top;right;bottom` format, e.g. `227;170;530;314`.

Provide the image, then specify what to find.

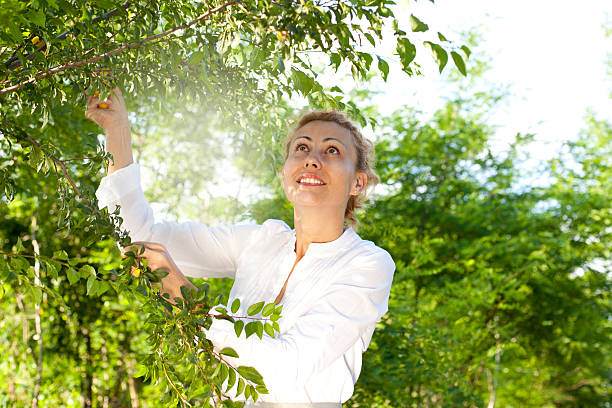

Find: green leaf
212;362;222;378
134;364;148;378
97;281;111;296
247;301;265;316
15;237;25;253
67;268;80;285
30;9;46;27
234;320;244;337
227;366;236;390
437;32;448;42
377;56;389;81
30;286;42;305
219;347;239;358
461;45;471;59
236;378;245;396
245;321;258;338
80;265;96;278
249;384;258;402
261;302;275;317
237;366;264;385
264;323;275;338
255;321;263;339
291;69;314;96
53;250;68;260
219;363;229;383
231;298;240;314
86;276;98;295
410;14;429;32
451;51;467;76
396;37;416;70
364;32;376;46
188;51;204;65
329;53;341;70
424;41;448;73
29;146;44;171
277;55;285;73
45;262;58;279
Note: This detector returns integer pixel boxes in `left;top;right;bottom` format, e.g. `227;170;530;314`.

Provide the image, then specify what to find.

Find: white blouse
95;162;395;404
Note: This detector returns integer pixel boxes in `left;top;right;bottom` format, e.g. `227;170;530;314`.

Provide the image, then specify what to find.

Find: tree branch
0;0;239;95
160;358;192;407
176;324;222;405
31;215;44;408
4;1;131;71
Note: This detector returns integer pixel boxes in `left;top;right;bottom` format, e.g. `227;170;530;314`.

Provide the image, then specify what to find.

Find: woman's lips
297;174;326;185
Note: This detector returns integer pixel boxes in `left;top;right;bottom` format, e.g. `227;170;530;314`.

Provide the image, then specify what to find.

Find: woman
86;88;395;407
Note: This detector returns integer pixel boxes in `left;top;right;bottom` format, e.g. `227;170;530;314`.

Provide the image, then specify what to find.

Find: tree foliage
349;103;612;407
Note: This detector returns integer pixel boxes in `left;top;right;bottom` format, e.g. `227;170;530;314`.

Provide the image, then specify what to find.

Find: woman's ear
351;172;367;196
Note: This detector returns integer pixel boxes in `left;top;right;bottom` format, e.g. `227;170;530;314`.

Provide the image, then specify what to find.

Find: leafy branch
3;1;132;71
0;0;239;95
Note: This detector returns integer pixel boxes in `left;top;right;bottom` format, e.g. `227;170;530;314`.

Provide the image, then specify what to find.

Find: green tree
350;101;612;407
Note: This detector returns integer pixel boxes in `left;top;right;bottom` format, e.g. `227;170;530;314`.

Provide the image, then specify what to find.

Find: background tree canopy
0;0;610;407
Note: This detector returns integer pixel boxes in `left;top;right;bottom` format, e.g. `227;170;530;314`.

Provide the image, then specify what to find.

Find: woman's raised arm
86;87;261;279
85;87;134;174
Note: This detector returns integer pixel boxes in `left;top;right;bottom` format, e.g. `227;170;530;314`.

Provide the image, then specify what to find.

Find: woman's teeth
299;178;324;185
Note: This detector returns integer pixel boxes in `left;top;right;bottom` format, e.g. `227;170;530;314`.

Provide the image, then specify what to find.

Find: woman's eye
327;146;340;155
296;144;308;152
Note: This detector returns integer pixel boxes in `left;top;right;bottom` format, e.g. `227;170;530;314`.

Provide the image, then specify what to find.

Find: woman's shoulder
243;219;293;246
342;229;396;277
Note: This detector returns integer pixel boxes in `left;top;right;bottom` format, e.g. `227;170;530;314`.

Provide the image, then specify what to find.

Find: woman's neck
292;207;346;259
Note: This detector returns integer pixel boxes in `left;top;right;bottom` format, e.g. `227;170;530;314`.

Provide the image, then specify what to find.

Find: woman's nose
304;152;321;168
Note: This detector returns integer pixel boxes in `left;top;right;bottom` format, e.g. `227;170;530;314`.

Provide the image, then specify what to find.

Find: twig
176;325;223;405
0;250;71;268
0;1;239;95
160;358;192;407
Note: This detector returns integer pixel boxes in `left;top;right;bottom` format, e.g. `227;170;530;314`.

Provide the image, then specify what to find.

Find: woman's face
281;120;366;213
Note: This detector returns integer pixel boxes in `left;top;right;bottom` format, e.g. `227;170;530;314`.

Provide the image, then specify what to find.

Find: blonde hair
283;110;379;230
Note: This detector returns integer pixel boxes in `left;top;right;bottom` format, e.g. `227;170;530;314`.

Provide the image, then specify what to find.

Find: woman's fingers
84;86;130;131
121;242;171;276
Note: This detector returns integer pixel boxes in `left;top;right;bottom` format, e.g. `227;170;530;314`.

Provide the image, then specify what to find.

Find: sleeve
204;249;395;390
95;162;260;279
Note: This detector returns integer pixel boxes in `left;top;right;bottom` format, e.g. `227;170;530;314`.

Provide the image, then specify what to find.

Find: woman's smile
297;173;326;186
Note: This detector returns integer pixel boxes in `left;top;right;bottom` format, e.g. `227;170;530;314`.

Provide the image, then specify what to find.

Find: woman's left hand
121;241;196;302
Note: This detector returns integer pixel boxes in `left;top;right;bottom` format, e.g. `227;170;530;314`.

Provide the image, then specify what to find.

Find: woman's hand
122;242;197;303
85;86;129;133
84;86;134;174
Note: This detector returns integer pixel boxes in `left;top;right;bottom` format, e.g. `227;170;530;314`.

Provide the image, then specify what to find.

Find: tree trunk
82;328;93;408
31;215;44;408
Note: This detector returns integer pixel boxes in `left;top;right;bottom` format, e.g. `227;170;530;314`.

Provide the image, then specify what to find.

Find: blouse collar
287;226;359;257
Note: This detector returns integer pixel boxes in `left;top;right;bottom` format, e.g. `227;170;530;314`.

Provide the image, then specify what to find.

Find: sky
372;0;612;157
